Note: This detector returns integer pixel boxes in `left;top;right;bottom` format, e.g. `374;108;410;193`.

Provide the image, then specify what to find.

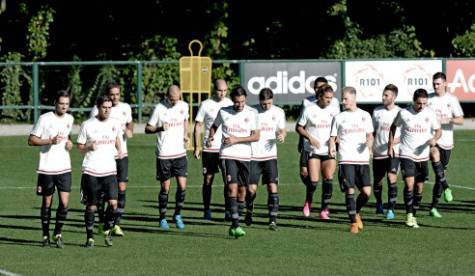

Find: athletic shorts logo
203;167;207;174
227;174;232;182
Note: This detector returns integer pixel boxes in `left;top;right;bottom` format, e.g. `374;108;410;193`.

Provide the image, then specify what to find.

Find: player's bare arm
206;124;218;148
277;128;287;143
429;128;442;147
125;122;134;138
183;120;190;148
387;123;397;158
366;132;374;157
296;124;320;149
328;136;337;158
28;133;63;146
193;121;203;159
223;130;260;145
77;141;96;154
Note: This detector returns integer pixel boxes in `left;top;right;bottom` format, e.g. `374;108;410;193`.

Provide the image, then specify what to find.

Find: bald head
167;85;181;106
214;79;228;101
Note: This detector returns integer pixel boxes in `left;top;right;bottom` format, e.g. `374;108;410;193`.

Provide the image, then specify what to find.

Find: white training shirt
91;102;132;158
393;106;441;162
298;102;339;156
148;100;189;159
372;105;401;159
330;108;374;164
30;111;74;175
428;93;464;150
213;105;258;161
77;117;121;177
251;105;286;161
194;97;233;152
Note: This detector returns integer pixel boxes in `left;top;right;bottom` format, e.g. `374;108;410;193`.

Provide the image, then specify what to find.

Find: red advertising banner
447;60;475;102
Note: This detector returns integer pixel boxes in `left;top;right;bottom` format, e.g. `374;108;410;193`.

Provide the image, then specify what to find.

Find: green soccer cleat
429;208;442;218
84;238;95;248
111;225;124;236
52;234;65;249
229;226;246;239
443;188;453;202
104;230;113;247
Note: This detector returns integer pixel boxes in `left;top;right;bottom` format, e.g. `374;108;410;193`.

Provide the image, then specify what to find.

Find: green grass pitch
0;132;474;275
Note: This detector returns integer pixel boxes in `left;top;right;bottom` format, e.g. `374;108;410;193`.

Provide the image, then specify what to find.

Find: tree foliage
452;23;475;56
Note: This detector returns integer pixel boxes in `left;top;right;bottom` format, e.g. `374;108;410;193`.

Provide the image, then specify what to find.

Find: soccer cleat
405;213;415;227
429;208;442;218
302;201;311;217
269;221;277;231
174;215;185;230
97;224;104;234
104;230;113;247
52;234;64;249
385;210;395;220
443;188;453;202
355;214;363;230
245;210;253;226
41;236;50;247
375;203;384;214
224;211;232;221
319;209;330;220
111;225;124;236
84;238;95;248
159;218;170;230
229;226;246;238
350;223;359;234
411;216;420;229
203;210;212;221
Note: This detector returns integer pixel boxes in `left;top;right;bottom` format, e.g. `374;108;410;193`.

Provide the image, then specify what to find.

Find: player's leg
219;159;231;221
355;165;371;230
37;174;54;246
103;175;119;246
372;159;386;214
157;158;172;229
385;157;400;219
112;157;128;236
400;159;417;228
227;160;247;238
82;174;99;247
202;152;218;220
339;165;358;233
264;159;279;230
52;172;71;248
245;161;260;226
320;157;336;219
172;156;188;230
305;154;321;217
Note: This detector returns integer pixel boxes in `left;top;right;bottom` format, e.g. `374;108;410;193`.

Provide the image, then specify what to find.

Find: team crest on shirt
272;116;276;121
425;117;429;123
180;109;184;114
112;126;116;132
244;117;249;123
122;111;126;116
362;117;366;122
447;103;452;109
66;124;70;129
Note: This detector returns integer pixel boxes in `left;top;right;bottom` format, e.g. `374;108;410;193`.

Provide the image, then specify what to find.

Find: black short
249;160;279;185
37;172;72;196
202;151;220;175
400;158;428;183
299;151;309;167
372;157;400;180
116;157;129;183
338;164;371;192
436;145;452;170
308;153;335;162
156;156;188;182
220;159;250;186
81;174;118;205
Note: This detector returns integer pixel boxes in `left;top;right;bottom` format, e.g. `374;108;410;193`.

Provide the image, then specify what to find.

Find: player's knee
87;205;97;212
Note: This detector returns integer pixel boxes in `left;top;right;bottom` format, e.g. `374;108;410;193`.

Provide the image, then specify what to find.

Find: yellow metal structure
179;40;212;150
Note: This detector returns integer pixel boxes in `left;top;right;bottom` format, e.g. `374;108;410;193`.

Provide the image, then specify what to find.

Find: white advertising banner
344;60;442;103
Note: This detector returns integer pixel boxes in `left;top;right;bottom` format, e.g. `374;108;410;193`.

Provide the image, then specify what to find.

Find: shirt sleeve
195;102;206;122
297;107;308;127
250;110;258;131
126;105;133;123
183;102;189;121
431;111;441;130
365;112;374;133
77;122;88;145
393;110;403;127
451;96;464;117
30;115;44;137
330;116;338;137
148;105;160;127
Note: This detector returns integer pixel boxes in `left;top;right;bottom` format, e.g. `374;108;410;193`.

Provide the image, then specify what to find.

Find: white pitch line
0;268;20;276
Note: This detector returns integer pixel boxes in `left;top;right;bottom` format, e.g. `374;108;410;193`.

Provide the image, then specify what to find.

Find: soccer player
193;79;233;220
145;85;189;230
329;86;374;234
427;72;464;218
28;90;74;248
78;94;122;247
388;89;441;228
372;84;401;220
207;86;259;238
297;77;340;217
246;88;286;230
91;82;133;236
296;84;339;220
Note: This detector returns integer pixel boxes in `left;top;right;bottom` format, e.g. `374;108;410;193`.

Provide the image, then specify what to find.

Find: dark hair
433;72;446;81
54;90;70;102
384;84;398;96
413;88;429;101
230;85;247;99
105;82;120;95
259;88;273;101
95;94;112;107
313;76;328;89
316;84;334;98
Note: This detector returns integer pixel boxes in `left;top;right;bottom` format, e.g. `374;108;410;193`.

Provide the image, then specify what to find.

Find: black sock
237;200;245;216
388;182;398;210
97;194;105;224
431;181;443;209
432;161;449;189
229;196;239;228
306;181;318;203
175;189;186;216
321;179;333;210
356;193;369;213
345;193;356;223
159;191;168;220
246;191;257;213
413;191;423;216
84;207;95;239
224;186;229;214
104;206;118;231
54;205;68;236
373;183;383;205
268;193;279;223
40;207;51;238
300;174;309;186
115;191;126;226
404;187;413;214
202;184;212;211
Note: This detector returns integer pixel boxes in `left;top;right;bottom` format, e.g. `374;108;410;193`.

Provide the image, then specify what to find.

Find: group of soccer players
29;71;464;247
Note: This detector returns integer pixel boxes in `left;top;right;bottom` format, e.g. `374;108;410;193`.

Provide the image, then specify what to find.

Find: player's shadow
0;236;44;247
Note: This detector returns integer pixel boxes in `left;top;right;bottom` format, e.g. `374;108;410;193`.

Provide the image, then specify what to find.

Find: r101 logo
407;78;428;86
359;78;380;86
